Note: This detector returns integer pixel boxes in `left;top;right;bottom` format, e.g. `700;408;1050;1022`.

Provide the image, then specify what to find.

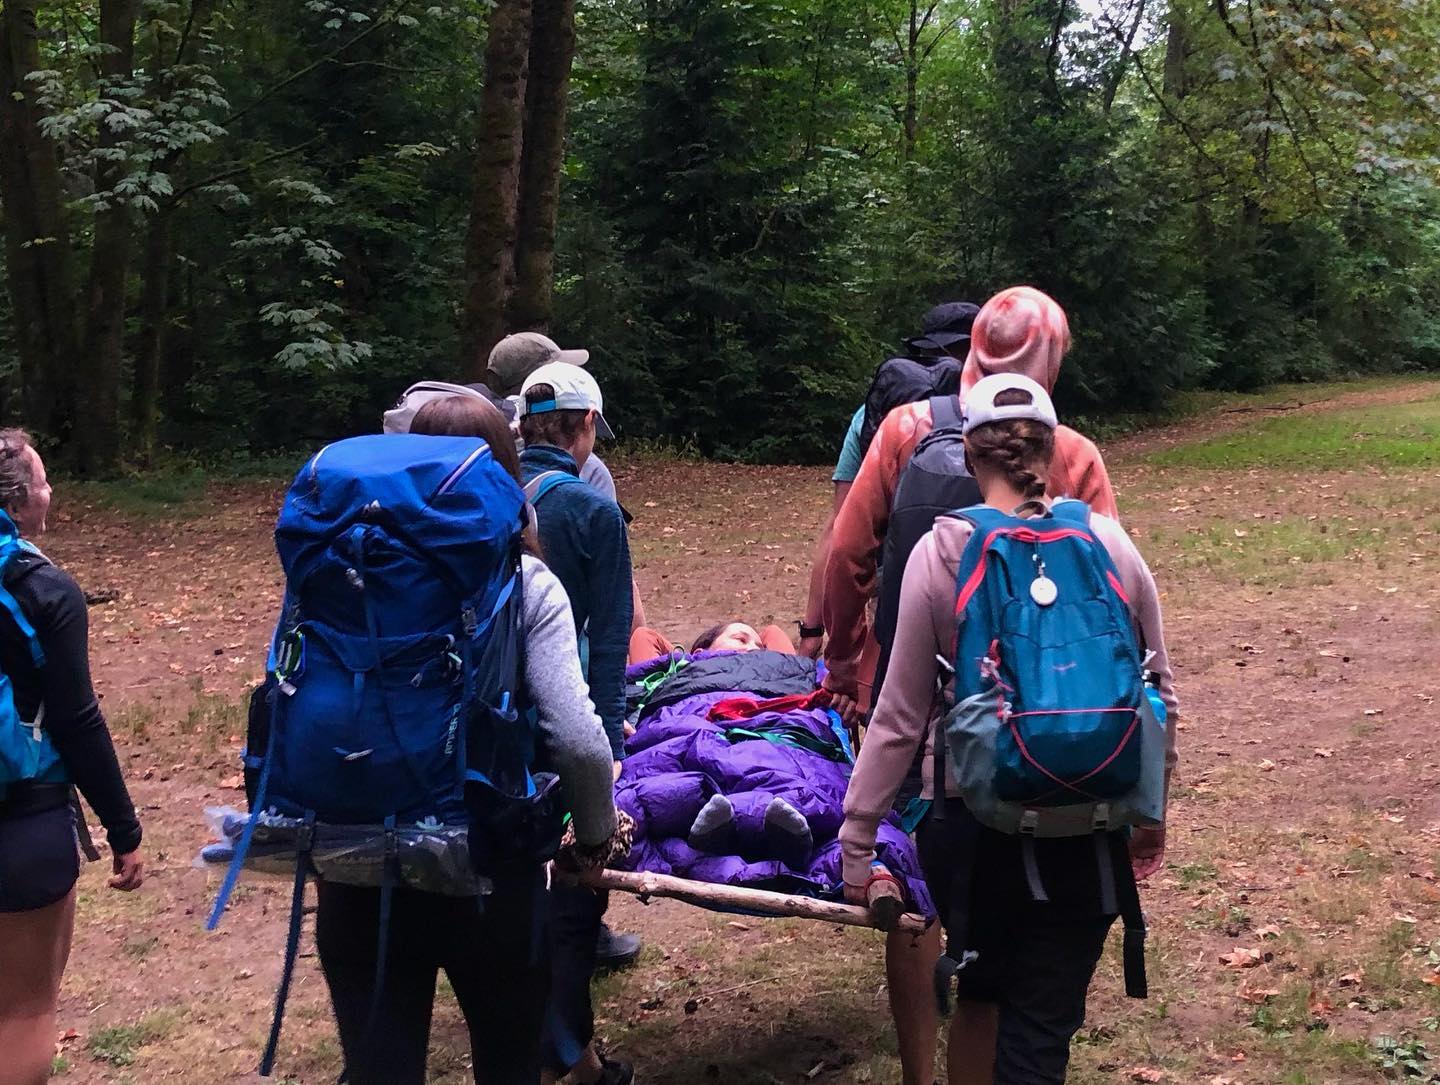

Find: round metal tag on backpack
1030;575;1058;606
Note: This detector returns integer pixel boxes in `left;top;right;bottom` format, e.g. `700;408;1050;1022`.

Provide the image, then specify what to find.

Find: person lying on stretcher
615;641;930;912
629;621;865;726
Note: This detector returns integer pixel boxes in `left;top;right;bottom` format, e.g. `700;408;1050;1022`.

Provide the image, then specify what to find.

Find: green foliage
1;0;1438;460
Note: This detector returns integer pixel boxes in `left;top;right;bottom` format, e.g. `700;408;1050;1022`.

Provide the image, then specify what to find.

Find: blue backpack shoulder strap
0;536;45;669
1046;498;1092;527
523;470;585;505
947;504;1013;537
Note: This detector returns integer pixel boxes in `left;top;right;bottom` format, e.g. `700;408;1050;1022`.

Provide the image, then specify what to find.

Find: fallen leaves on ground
1219;947;1267;969
1239;980;1280;1004
1128;1068;1165;1083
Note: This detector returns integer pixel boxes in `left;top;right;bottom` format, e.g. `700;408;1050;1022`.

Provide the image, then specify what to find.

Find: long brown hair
410;396;541;557
963;389;1055;500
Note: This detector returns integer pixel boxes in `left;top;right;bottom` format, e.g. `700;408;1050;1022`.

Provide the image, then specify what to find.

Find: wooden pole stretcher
586;868;931;935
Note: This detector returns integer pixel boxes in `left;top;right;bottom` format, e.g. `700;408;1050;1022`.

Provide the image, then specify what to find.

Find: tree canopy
1;0;1436;469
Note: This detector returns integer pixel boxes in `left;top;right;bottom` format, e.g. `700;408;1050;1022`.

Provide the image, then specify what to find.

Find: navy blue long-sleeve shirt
520;445;633;758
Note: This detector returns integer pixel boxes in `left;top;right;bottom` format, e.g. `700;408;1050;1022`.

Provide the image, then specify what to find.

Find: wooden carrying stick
588;868;931;935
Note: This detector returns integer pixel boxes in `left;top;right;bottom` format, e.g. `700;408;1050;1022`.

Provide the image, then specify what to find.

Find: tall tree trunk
460;0;534;379
1162;1;1187;102
903;0;918;162
507;0;578;334
0;0;78;434
130;5;212;465
74;0;141;475
130;204;173;464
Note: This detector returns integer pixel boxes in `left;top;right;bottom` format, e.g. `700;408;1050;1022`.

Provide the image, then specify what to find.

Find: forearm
33;572;141;853
804;523;830;629
52;705;142;854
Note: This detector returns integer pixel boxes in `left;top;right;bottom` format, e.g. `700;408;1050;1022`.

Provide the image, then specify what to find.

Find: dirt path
43;377;1440;1084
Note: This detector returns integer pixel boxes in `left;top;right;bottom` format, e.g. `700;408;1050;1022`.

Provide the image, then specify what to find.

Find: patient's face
711;623;762;652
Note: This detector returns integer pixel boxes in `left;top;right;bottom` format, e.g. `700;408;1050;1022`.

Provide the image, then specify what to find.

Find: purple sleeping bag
616;650;934;916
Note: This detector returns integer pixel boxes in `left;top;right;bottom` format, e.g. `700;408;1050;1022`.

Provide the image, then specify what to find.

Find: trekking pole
586;869;931;934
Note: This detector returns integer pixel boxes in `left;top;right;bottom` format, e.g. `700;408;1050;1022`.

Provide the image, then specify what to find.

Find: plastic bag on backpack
196;806;490;897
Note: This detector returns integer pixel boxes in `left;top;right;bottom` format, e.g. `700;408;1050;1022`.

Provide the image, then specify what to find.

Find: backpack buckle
1092;803;1111;832
1019;809;1040;836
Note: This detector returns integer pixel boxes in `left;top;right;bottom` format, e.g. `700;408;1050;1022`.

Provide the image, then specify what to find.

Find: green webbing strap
721;725;851;765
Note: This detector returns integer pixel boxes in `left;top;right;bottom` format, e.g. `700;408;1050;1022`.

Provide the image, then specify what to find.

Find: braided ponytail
963;390;1054;500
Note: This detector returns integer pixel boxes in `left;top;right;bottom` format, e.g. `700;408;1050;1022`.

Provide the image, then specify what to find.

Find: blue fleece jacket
520;444;633;758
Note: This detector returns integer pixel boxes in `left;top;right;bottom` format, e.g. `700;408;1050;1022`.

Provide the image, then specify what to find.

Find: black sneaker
595;922;642;971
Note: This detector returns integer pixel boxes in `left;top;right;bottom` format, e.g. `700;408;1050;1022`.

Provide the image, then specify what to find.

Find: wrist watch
796;621;824;639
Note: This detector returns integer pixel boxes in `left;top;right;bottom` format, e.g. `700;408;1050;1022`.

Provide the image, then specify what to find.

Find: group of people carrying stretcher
0;284;1175;1085
614;286;1175;1085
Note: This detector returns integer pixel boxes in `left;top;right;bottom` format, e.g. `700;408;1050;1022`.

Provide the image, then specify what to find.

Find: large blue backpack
208;434;555;1076
0;512;65;798
934;499;1165;1003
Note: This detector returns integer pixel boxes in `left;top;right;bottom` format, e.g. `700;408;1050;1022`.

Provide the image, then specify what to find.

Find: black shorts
918;810;1117;1085
0;803;80;912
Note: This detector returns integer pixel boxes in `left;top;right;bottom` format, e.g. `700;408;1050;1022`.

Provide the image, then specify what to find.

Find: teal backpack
0;511;65;800
943;499;1166;839
932;499;1165;1005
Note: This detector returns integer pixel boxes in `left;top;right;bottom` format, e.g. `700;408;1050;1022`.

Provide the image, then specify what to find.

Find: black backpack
858;356;963;457
872;395;981;693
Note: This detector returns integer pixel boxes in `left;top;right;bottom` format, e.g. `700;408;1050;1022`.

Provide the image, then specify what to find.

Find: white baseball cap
961;373;1058;435
382;380;515;434
519;362;615;440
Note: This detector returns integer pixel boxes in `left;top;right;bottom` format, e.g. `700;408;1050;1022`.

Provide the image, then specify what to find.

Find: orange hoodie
821;399;1117;699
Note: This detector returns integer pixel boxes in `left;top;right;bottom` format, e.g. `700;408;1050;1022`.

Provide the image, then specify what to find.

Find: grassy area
1073;375;1429;442
86;1010;183;1067
1145;390;1440;470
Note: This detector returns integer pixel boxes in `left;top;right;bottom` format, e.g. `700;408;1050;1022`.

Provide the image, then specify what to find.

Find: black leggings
542;884;607;1075
315;868;549;1085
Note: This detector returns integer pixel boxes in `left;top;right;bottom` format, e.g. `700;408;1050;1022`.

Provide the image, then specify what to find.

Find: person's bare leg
627;626;673;666
887;924;941;1085
946;1000;998;1085
0;888;78;1085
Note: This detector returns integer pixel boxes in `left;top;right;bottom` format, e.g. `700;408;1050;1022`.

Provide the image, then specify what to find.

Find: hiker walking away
488;336;648;972
516;365;637;1085
821;287;1117;1085
0;429;145;1085
798;303;978;661
486;332;620;501
225;399;627;1085
839;374;1176;1085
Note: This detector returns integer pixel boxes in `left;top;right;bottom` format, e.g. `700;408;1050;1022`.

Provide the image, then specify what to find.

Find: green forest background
1;0;1437;470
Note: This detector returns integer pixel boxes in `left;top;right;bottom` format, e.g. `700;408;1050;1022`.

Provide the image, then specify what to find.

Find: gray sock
689;794;736;853
763;797;813;868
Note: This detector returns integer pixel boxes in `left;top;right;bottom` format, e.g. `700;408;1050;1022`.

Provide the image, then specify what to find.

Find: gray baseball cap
486;332;590;393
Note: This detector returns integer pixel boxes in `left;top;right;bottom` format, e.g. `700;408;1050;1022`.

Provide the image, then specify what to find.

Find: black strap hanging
260;811;315;1076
